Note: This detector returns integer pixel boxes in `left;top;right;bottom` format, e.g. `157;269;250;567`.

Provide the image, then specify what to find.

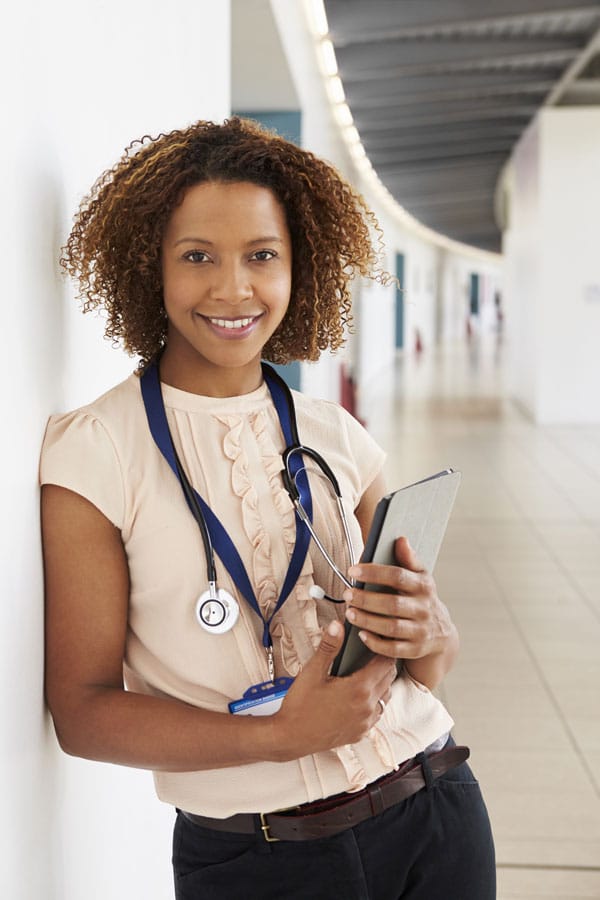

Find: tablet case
331;469;461;677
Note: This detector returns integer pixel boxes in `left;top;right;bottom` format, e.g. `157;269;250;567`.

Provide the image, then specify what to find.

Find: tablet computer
330;468;461;677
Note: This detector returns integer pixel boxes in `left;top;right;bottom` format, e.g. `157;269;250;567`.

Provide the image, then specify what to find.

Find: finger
304;619;345;681
345;588;420;617
375;665;398;698
355;629;421;660
351;654;397;696
346;564;432;598
393;536;425;572
377;687;393;714
346;606;420;642
357;655;397;695
370;684;395;728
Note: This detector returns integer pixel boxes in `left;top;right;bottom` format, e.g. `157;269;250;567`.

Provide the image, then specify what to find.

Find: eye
251;249;277;262
183;250;211;263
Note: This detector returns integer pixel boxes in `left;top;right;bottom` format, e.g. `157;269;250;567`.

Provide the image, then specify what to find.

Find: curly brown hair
61;116;384;365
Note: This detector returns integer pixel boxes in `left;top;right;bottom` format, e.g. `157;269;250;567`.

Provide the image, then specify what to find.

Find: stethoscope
140;360;356;678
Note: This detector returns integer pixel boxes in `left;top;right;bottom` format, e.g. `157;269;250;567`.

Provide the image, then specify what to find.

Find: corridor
362;334;600;899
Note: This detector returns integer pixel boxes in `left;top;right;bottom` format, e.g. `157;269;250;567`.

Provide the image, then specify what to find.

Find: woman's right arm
42;485;396;772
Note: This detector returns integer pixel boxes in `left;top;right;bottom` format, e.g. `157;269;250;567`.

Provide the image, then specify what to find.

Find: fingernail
348;566;361;579
342;589;352;604
327;620;341;636
358;631;368;643
346;609;356;623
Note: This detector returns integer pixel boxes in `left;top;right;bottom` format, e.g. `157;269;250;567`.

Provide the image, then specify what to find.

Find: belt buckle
259;812;280;843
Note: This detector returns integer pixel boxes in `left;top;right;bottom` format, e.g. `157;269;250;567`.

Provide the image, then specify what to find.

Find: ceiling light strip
304;0;502;261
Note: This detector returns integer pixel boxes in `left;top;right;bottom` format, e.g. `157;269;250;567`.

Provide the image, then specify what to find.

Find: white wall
503;121;542;418
1;2;230;898
437;251;503;343
232;0;298;110
269;0;357;402
538;109;600;423
439;250;468;342
397;232;439;354
504;107;600;424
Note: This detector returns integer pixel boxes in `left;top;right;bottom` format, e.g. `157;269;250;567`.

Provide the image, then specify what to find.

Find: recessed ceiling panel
324;0;600;250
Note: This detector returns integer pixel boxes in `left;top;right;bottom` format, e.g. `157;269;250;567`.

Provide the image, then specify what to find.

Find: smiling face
159;180;293;396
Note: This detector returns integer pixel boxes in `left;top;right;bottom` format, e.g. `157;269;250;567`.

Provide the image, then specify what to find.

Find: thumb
394;536;425;573
306;619;345;681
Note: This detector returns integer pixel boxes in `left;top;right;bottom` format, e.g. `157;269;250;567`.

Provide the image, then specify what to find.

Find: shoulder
291;391;379;448
39;374;145;529
291;390;357;429
289;390;386;496
51;373;142;428
43;374;144;450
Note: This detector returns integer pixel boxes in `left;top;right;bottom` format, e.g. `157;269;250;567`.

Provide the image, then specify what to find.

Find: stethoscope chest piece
196;587;240;634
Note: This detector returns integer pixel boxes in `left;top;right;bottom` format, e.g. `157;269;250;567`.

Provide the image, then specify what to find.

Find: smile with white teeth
206;316;257;329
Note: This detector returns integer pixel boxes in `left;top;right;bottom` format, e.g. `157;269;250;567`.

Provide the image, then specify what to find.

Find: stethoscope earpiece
309;584;345;604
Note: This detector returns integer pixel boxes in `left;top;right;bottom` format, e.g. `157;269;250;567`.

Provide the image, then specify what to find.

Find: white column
504;107;600;424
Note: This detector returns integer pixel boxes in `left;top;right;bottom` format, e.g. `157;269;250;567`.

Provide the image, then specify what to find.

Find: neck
159;347;263;398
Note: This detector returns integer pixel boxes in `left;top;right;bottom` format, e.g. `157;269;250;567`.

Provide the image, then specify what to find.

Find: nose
209;260;253;306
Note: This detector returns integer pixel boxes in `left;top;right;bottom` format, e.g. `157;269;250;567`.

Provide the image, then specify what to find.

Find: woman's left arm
351;473;459;690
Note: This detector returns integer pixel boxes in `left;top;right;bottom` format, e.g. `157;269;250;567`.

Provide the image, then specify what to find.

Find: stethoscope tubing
291;493;355;590
281;444;342;500
173;448;218;585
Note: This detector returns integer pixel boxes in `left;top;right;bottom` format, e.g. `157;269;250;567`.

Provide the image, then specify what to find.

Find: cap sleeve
338;407;386;499
40;411;125;529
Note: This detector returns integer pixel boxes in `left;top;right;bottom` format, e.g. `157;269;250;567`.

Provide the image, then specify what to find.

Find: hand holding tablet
331;469;461;677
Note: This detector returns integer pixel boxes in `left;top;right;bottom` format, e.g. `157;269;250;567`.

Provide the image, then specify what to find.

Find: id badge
228;677;293;716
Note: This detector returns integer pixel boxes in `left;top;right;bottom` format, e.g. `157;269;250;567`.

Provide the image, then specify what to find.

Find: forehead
164;181;289;240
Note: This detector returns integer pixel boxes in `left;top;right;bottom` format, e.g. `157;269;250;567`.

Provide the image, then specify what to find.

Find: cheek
274;292;292;324
161;269;196;315
160;262;174;309
272;272;292;310
161;283;178;319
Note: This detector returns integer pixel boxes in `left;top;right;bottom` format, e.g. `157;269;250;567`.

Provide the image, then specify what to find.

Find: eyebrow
173;235;285;247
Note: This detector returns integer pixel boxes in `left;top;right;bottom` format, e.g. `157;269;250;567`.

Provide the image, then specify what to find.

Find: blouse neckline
159;378;271;414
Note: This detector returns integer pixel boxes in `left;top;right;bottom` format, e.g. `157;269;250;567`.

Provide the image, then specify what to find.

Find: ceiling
323;0;600;252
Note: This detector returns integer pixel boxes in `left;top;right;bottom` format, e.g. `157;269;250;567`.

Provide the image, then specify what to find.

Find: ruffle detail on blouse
300;595;327;654
218;413;278;619
270;622;303;677
368;722;398;770
333;745;368;792
333;719;399;791
251;410;297;552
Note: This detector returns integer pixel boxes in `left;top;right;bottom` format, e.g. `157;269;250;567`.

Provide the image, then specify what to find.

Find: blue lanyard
140;362;313;649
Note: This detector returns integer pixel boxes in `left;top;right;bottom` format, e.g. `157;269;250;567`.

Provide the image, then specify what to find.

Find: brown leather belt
180;744;469;842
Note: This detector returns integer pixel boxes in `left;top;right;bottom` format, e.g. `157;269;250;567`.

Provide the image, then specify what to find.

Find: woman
41;117;495;899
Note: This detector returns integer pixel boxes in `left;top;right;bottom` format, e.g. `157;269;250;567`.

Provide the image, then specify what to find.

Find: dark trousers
172;752;496;899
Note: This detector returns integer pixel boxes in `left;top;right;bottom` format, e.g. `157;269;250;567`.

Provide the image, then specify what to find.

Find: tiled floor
360;334;600;899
